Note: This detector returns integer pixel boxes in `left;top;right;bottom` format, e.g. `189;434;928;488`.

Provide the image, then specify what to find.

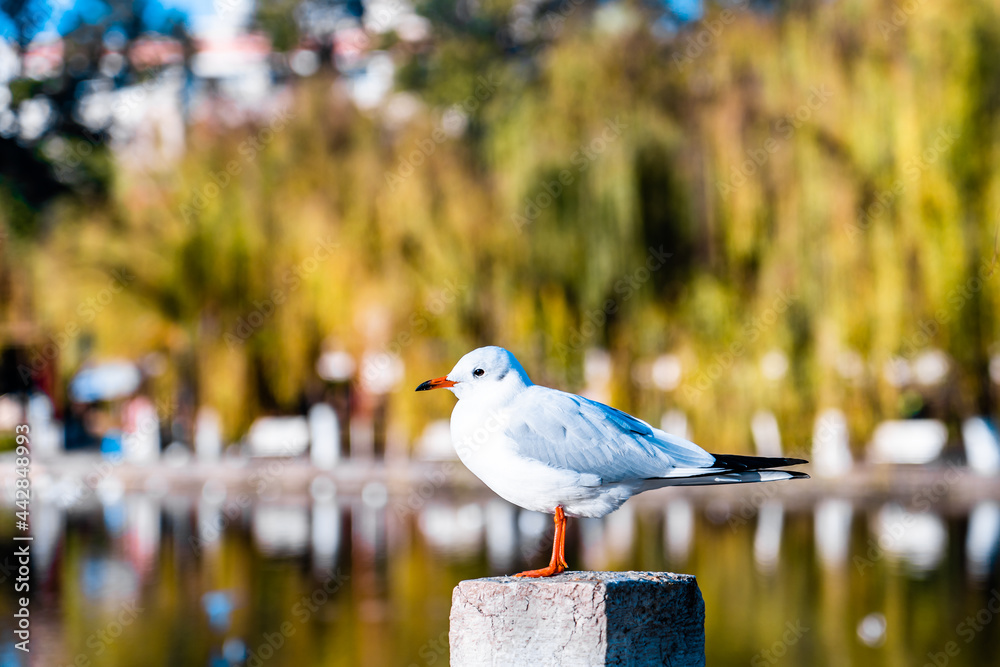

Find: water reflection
664;498;694;565
311;495;340;575
3;486;1000;667
253;504;310;557
32;499;61;584
484;500;517;571
753;501;784;574
419;502;484;558
872;503;948;574
967;502;1000;582
814;498;853;571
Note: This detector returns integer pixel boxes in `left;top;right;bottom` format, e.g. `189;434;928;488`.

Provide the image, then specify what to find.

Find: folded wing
504;387;717;483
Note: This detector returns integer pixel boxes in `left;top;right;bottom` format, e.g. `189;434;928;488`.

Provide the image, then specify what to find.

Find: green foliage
254;0;302;52
3;0;1000;448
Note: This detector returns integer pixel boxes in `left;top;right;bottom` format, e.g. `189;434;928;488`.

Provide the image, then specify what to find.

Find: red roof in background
129;36;184;69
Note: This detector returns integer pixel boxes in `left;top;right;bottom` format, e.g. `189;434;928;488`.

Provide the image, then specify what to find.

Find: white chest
448;400;631;517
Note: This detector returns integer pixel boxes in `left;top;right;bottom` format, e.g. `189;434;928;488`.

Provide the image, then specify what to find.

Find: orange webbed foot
513;562;566;578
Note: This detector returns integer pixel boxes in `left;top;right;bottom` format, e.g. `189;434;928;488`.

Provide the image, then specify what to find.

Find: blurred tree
1;0;999;448
0;0;190;237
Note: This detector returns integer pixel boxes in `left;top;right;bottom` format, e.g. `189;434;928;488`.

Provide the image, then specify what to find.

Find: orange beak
415;376;457;392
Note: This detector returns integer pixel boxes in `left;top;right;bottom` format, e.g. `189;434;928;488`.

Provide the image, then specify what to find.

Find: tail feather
643;469;810;490
640;453;809;490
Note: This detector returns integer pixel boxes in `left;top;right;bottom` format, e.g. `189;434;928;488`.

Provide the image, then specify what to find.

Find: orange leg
515;507;568;577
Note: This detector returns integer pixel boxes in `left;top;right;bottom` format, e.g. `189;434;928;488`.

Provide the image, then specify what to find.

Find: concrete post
450;571;705;666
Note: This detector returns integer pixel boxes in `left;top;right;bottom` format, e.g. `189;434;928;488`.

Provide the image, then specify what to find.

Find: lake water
1;480;999;666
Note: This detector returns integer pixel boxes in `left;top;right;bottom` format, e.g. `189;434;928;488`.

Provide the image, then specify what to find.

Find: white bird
416;346;809;577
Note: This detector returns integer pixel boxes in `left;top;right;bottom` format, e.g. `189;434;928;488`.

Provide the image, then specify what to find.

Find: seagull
416;346;809;577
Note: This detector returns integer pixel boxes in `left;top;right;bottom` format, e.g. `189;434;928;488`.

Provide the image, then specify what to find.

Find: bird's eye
473;368;485;377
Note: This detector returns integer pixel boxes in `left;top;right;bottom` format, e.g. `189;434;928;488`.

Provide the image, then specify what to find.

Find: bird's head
415;346;532;401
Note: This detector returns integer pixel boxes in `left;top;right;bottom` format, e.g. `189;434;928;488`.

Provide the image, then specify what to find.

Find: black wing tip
710;454;810;471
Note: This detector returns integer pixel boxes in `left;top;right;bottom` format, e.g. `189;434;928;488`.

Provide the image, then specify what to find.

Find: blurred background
0;0;999;664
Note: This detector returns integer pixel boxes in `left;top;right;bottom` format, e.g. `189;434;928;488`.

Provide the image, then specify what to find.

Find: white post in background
751;410;783;458
195;407;222;463
309;402;339;470
123;395;159;464
27;392;63;461
811;408;852;478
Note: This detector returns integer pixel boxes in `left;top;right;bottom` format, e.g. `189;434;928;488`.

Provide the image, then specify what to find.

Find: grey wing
504;388;716;483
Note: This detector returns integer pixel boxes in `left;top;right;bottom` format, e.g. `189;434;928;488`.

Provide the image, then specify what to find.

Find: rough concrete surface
449;571;705;666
